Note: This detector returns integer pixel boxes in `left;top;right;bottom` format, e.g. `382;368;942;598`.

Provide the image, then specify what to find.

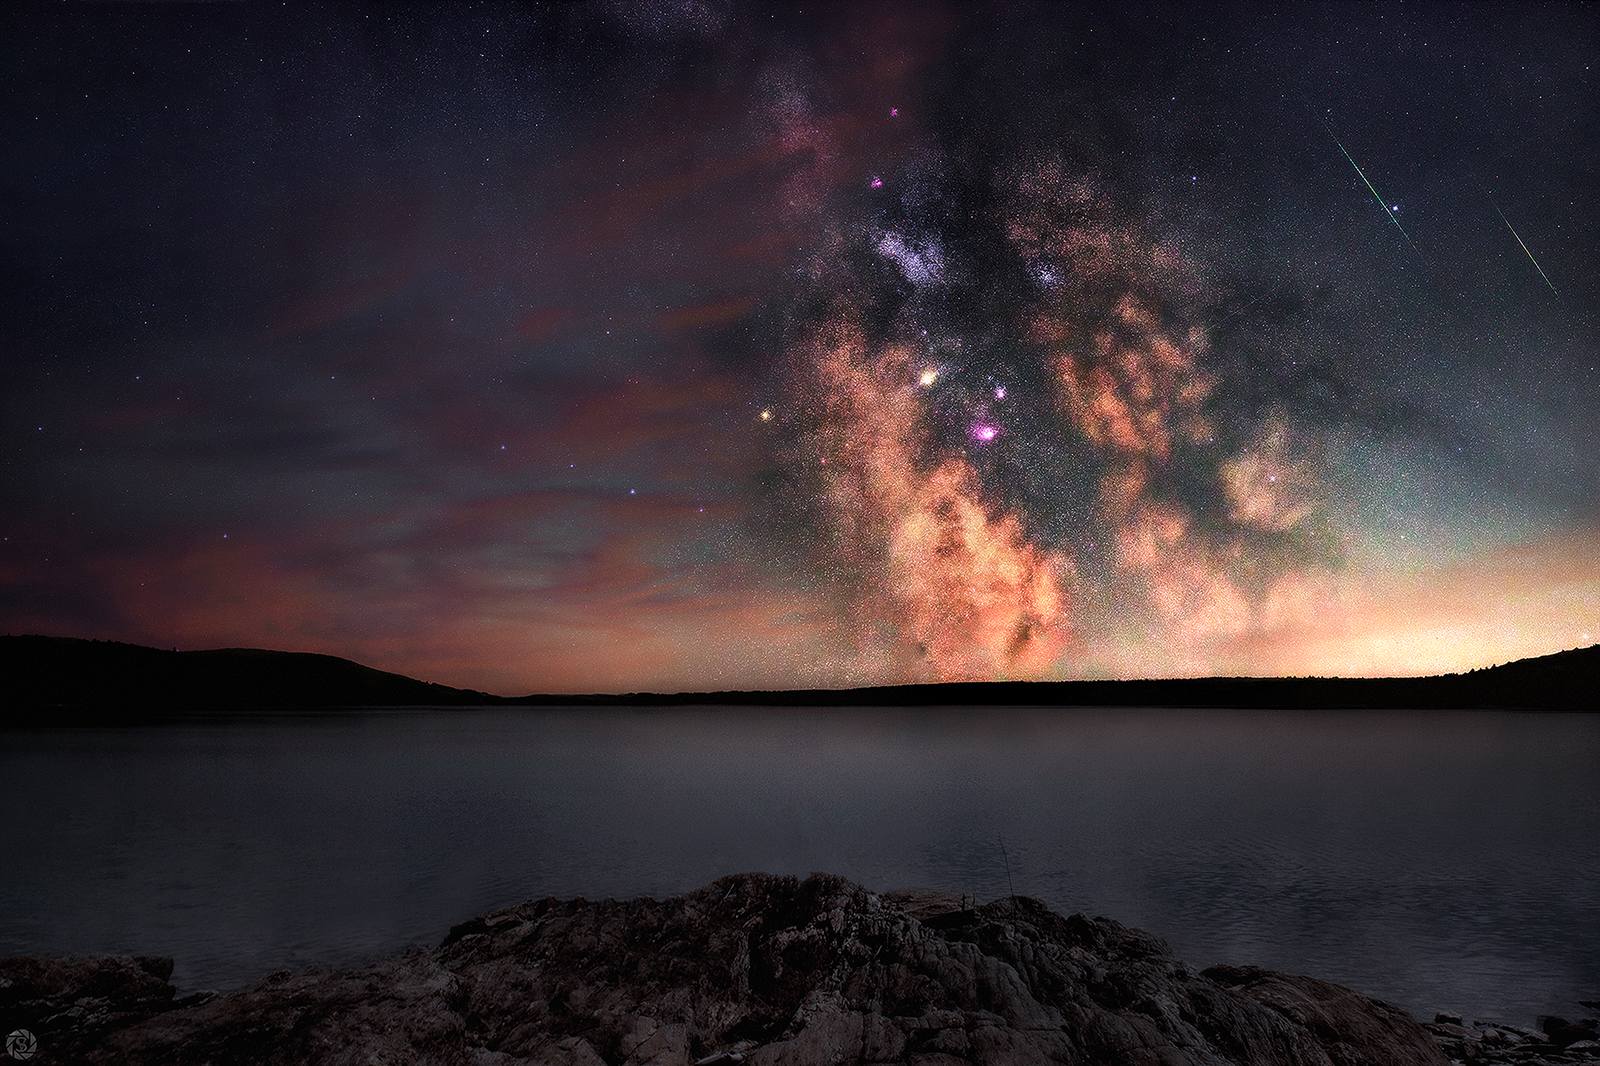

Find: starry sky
4;1;1597;695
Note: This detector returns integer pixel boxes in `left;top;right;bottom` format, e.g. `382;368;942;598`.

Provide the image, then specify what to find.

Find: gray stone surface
1;873;1464;1065
1422;1012;1600;1066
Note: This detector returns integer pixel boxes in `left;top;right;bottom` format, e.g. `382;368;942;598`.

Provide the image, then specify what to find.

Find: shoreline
4;873;1596;1065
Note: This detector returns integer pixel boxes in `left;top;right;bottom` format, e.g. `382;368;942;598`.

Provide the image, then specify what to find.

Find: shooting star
1490;201;1559;296
1316;114;1424;258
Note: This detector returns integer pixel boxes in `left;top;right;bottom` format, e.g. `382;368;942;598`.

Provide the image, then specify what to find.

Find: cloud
1130;527;1600;679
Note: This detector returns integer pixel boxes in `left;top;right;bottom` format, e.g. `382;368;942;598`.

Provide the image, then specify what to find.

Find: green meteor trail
1318;117;1423;257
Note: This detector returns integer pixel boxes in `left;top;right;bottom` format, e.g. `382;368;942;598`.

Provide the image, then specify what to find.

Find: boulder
1539;1015;1599;1047
0;953;194;1050
1414;1010;1600;1066
1;873;1451;1066
1201;965;1446;1066
0;952;176;1008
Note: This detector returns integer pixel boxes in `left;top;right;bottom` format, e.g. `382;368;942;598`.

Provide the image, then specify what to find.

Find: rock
1404;1012;1600;1066
747;1004;861;1065
0;953;175;1009
1539;1014;1599;1047
0;953;185;1053
106;948;467;1065
880;890;972;924
1;873;1453;1065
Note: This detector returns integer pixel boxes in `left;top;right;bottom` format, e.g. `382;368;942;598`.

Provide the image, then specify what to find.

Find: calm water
2;707;1596;1025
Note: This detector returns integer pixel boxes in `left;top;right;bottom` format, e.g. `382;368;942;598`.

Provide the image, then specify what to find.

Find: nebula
770;160;1337;681
787;321;1072;680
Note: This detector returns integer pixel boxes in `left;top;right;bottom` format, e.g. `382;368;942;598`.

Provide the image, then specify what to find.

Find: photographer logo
3;1030;36;1061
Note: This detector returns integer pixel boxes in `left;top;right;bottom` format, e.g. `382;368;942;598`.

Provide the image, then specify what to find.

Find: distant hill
577;644;1593;710
2;635;503;722
2;635;1593;724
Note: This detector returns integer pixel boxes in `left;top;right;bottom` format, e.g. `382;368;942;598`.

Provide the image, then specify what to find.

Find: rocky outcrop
1422;1012;1599;1066
1;873;1463;1065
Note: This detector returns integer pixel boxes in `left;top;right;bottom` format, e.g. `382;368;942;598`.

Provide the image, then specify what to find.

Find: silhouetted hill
3;635;1593;724
529;644;1595;710
2;636;502;722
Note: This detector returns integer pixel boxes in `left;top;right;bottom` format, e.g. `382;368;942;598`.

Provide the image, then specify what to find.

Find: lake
2;706;1596;1026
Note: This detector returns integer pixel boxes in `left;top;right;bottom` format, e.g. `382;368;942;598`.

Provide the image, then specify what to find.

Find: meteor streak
1491;202;1559;296
1317;115;1423;257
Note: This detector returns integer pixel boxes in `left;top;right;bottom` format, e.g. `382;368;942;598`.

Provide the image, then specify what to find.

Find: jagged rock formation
1423;1012;1599;1066
1;873;1462;1065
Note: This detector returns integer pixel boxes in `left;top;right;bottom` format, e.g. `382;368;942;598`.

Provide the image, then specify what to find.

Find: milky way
755;135;1341;680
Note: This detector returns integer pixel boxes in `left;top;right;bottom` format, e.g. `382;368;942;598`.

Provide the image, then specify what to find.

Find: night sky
4;2;1597;695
